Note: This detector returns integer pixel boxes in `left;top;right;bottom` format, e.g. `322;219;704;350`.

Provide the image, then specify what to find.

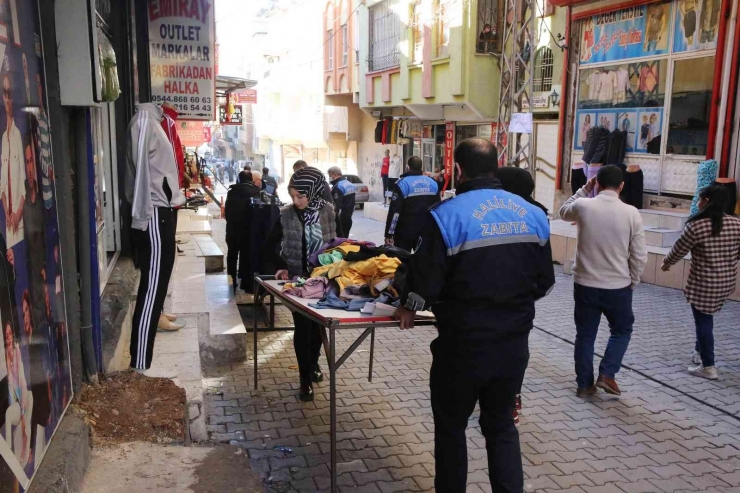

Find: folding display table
252;275;436;493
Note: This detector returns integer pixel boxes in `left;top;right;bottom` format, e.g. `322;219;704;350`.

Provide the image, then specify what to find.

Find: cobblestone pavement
204;300;740;493
536;271;740;418
205;207;740;491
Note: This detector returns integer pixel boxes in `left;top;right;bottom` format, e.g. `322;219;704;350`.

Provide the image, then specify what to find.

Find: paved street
204;210;740;492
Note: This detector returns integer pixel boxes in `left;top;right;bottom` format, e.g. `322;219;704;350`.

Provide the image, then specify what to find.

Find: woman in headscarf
263;167;337;401
496;166;549;215
494;166;550;427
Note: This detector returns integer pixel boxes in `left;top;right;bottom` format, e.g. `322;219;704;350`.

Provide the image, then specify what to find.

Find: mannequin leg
130;208;177;370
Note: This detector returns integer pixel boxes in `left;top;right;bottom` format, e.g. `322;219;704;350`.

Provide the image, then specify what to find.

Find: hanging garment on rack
606;130;627;167
586;164;602;198
620;168;644;209
715;180;737;215
238;200;281;292
375;120;384;143
381;119;390;145
571;162;587;195
584;127;609;164
587;70;601;101
614;68;630;104
391;120;399;144
639;65;658;93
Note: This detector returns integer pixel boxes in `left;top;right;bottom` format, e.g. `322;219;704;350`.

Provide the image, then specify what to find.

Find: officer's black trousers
430;332;529;493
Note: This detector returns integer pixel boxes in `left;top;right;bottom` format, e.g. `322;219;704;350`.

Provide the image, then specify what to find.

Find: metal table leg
330;327;337;493
253;276;259;391
368;328;375;383
270;294;275;329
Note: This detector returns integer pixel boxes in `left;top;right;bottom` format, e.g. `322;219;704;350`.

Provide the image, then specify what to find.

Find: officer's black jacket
401;177;555;341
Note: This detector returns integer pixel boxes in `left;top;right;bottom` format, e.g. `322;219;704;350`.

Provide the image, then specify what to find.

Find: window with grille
411;0;423;63
476;0;501;54
534;46;554;92
368;0;401;72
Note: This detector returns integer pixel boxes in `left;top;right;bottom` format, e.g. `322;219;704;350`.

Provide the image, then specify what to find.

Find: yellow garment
310;264;333;278
325;244;361;256
328;255;401;292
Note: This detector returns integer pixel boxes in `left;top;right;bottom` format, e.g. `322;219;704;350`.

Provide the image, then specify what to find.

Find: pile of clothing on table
282;239;412;316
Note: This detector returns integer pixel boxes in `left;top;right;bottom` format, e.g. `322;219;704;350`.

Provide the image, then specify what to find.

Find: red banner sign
177;121;208;147
235;89;257;104
492;122;508;167
444;122;455;179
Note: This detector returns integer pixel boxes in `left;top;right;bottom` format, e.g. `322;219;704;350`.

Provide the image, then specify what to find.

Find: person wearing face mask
661;184;740;380
263;167;337;401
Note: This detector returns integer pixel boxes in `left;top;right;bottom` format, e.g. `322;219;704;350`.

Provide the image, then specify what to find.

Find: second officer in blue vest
384;156;440;251
328;166;357;238
395;138;555;493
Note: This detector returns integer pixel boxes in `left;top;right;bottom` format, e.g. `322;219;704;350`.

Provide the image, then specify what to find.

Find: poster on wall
673;0;720;52
636;108;663;153
0;0;72;491
574;109;641;153
580;2;671;65
148;0;216;120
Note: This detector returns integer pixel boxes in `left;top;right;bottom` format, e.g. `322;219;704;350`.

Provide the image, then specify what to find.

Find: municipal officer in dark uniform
384;156;440;251
395;138;555;493
328;166;357;237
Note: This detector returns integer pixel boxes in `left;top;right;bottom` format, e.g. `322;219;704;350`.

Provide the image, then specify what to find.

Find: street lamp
551;89;560;107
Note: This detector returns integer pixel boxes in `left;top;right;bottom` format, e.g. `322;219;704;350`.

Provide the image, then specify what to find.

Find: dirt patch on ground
75;371;186;446
191;445;264;493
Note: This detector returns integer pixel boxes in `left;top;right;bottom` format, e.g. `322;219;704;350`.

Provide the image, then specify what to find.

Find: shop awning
216;75;257;98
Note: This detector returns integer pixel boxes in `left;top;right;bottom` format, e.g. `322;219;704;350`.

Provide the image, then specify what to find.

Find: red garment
381;156;390;176
381;119;390;145
161;106;185;189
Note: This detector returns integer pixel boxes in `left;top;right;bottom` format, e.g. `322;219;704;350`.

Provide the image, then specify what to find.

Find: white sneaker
691;351;701;365
688;365;718;380
133;368;178;379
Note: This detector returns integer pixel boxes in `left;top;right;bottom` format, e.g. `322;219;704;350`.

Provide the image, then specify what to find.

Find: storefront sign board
219;104;243;125
0;0;73;490
177;121;208;147
580;3;671;65
235;89;257;104
148;0;216;120
444;122;455;179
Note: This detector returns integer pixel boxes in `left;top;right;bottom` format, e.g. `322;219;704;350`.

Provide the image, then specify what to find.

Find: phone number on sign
152;95;212;104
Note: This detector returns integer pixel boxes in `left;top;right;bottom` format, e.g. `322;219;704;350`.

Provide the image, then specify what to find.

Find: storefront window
666;56;714;156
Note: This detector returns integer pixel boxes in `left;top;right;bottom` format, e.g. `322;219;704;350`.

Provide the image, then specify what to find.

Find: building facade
354;0;567;201
552;0;739;211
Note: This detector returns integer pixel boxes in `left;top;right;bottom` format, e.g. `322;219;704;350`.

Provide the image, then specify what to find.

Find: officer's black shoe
299;383;314;402
312;365;324;383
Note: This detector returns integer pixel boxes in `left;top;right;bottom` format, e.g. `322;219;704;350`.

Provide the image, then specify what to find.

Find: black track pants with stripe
130;207;176;369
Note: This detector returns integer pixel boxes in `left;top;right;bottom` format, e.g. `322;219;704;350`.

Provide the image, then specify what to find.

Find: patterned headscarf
289;167;329;258
289;167;328;226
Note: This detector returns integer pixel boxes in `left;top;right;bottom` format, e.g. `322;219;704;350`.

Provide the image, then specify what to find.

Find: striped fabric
664;215;740;314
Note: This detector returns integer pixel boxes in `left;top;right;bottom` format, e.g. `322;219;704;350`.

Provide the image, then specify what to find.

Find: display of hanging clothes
605;129;627;167
614;67;630;105
385;118;393;144
584;127;609;165
586;70;601;101
620;165;644;209
374;120;384;143
586;164;602;198
690;160;719;215
381;118;390;144
571;162;587;195
714;178;737;215
238;199;281;293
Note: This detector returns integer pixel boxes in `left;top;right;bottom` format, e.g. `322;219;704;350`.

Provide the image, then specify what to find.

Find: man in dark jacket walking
328;166;356;238
225;171;262;287
384;156;440;251
395;139;555;493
